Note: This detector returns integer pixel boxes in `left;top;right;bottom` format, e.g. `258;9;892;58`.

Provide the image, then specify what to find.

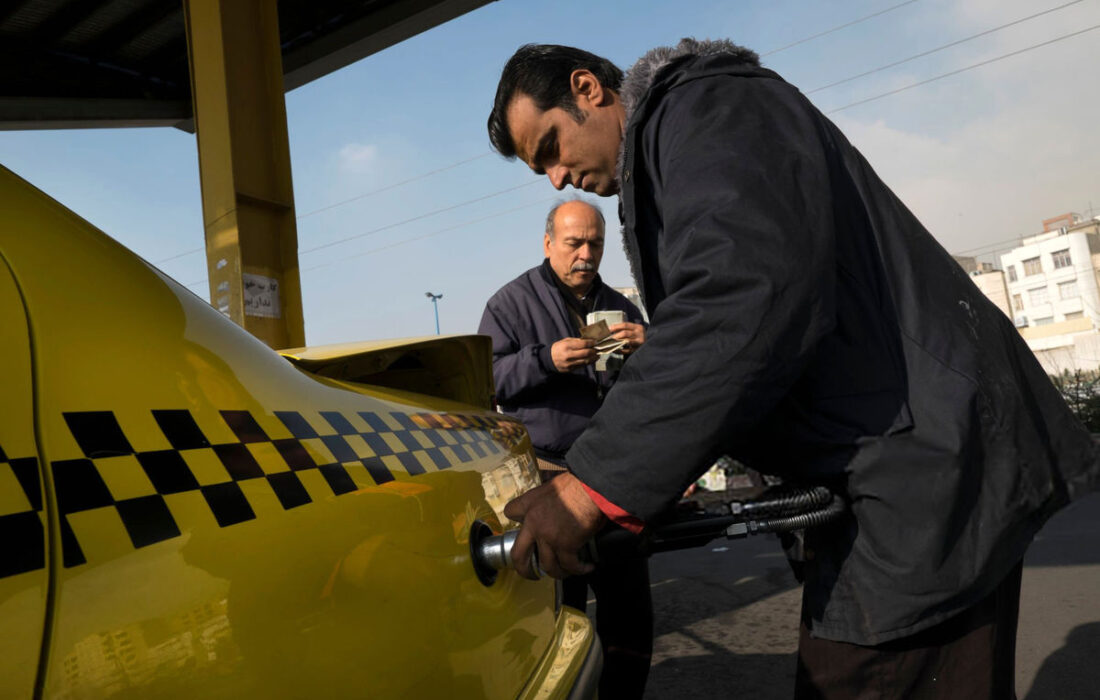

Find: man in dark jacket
478;198;652;699
487;39;1100;697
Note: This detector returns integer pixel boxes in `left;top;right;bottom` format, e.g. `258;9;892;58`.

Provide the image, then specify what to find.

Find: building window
1051;249;1072;269
1012;293;1023;311
1065;311;1084;320
1033;317;1054;326
1058;280;1079;299
1006;265;1017;282
1022;257;1042;276
1028;287;1049;305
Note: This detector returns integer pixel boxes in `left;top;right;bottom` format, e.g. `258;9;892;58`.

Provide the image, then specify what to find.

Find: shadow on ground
639;546;803;699
1023;494;1100;568
648;646;796;700
631;494;1100;698
1024;622;1100;699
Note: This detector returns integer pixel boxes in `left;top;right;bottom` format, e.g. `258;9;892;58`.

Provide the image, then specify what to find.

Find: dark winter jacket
566;39;1100;645
479;265;645;457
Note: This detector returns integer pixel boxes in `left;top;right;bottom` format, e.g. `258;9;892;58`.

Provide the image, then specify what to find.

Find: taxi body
0;165;598;699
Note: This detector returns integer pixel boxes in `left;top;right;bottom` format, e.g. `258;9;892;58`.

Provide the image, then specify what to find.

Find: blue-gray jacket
478;265;645;457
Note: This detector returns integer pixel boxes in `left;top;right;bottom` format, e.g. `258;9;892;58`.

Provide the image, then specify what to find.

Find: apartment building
613;285;648;321
997;214;1100;373
953;255;1012;318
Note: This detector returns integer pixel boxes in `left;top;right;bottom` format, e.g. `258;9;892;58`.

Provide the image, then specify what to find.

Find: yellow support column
183;0;305;349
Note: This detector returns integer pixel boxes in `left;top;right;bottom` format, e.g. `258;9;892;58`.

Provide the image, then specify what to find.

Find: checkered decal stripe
48;408;522;571
0;443;46;579
409;412;526;449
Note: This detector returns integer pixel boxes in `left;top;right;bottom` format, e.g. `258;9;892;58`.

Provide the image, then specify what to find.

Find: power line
826;22;1100;113
153;150;496;264
182;194;558;289
806;0;1086;94
953;235;1028;256
949;221;1094;257
297;151;494;220
762;0;920;56
159;175;539;266
155;247;205;265
299;179;541;255
301;195;560;273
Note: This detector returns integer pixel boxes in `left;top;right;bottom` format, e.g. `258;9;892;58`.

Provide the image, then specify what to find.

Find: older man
478;198;651;699
487;40;1099;698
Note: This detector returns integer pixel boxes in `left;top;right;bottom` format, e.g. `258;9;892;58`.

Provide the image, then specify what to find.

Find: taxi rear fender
280;335;496;410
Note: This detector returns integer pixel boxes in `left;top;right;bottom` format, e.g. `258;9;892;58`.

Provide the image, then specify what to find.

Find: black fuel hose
590;487;848;561
732;485;833;519
738;494;847;536
470;484;850;578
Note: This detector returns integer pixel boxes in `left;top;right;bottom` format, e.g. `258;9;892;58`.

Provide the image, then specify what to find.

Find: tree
1050;369;1100;432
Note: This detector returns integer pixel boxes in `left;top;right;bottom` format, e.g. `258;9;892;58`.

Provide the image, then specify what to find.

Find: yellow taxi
0;164;599;699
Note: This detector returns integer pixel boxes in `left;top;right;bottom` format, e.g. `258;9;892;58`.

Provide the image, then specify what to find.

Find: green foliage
1050;369;1100;432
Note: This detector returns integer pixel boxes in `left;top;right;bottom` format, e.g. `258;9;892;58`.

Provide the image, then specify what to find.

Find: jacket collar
539;257;602;325
613;39;761;313
620;38;760;127
615;39;760;196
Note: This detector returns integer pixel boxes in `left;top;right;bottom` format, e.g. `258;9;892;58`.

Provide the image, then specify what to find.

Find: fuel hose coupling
470;522;545;585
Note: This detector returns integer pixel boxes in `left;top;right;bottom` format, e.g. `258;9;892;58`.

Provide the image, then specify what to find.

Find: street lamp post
425;292;443;335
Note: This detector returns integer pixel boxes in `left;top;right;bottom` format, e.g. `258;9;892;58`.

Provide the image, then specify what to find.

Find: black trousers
563;553;654;700
795;561;1024;699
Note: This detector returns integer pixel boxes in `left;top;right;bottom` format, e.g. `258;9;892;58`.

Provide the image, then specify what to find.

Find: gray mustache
571;261;596;272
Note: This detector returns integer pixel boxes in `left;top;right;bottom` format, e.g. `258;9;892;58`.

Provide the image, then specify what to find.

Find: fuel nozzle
470;522;546;585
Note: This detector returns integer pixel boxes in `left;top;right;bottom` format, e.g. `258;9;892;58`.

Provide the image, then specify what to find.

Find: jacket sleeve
567;76;837;521
478;296;556;403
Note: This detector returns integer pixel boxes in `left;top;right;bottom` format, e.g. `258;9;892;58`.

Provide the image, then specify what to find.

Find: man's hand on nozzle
551;337;597;372
609;322;646;355
503;471;607;580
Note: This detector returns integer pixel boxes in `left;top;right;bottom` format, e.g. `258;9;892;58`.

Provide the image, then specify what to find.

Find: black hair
488;44;623;159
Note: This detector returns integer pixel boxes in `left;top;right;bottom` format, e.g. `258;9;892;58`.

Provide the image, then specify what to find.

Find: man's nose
547;166;570;190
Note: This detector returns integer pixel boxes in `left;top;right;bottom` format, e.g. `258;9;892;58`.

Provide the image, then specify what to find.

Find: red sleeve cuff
581;482;645;535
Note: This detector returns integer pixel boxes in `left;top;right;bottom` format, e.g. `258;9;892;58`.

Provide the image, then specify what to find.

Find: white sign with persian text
243;273;282;319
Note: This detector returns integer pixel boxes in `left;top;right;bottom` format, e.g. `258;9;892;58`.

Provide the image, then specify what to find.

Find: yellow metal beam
183;0;305;349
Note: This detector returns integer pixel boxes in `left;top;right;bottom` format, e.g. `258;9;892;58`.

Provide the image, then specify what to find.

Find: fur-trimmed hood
614;38;760;285
620;38;760;123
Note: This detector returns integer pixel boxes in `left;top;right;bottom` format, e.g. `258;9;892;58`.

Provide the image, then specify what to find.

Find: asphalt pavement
585;491;1100;699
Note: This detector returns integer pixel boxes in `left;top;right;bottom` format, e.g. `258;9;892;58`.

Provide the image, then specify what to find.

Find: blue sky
2;0;1098;344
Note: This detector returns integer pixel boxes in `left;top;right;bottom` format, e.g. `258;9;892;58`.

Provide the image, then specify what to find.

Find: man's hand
609;322;646;355
551;337;597;371
503;472;607;579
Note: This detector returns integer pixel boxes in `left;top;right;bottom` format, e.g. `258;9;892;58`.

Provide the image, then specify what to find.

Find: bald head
544;200;606;295
546;199;606;240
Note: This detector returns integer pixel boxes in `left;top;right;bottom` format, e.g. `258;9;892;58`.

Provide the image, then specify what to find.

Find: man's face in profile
505;74;623;197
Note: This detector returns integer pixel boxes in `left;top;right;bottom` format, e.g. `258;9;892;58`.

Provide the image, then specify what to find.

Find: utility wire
762;0;920;56
826;22;1100;113
953;236;1028;256
182;194;558;289
157;174;537;265
153;150;496;264
298;179;541;255
807;0;1086;94
297;151;494;220
300;195;560;273
155;247;205;265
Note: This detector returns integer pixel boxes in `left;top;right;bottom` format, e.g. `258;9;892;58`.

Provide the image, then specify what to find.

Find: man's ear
569;69;607;107
544;232;553;257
